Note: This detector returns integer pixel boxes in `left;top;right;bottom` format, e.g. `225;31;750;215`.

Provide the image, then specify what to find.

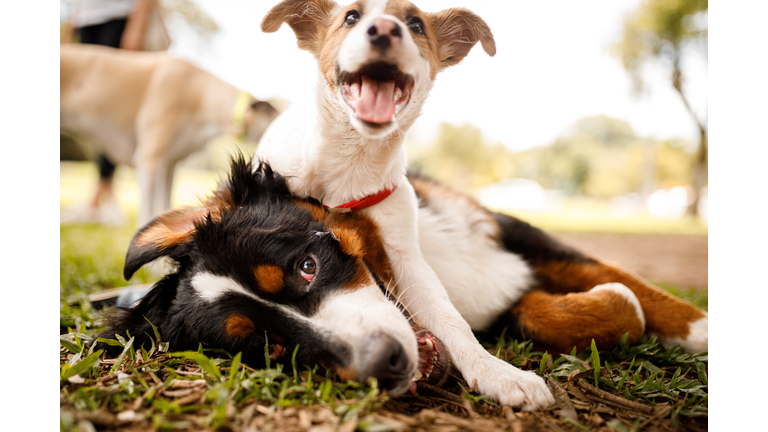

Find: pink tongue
356;76;396;124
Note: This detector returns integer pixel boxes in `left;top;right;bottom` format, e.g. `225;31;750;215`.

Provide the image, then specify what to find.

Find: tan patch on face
295;200;329;222
292;195;393;289
330;224;364;258
254;265;285;293
326;211;393;285
319;1;364;90
533;260;707;343
225;314;256;339
511;289;645;355
383;0;442;80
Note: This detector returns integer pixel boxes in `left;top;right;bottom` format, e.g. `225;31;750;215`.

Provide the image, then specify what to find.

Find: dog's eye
343;10;360;27
300;258;316;282
408;17;425;35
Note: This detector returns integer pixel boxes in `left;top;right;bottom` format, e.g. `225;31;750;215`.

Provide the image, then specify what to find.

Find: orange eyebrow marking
225;314;256;339
330;225;364;258
295;200;328;221
254;265;284;293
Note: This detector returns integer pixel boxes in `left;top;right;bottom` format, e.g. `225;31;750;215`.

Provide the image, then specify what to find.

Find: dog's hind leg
491;212;708;353
506;284;646;355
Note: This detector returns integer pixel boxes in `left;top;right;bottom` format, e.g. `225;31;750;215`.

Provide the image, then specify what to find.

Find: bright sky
164;0;707;151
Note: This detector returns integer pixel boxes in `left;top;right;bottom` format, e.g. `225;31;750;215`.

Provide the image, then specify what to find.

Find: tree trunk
688;127;707;216
671;67;707;218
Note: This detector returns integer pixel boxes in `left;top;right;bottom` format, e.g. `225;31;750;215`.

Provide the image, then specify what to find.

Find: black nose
363;335;411;390
367;23;402;51
368;32;391;51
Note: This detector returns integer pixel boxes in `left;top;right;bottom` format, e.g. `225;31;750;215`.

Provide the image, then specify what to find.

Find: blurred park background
60;0;708;316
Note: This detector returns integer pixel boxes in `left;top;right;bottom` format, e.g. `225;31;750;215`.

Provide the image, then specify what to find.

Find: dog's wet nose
367;18;401;51
363;334;412;390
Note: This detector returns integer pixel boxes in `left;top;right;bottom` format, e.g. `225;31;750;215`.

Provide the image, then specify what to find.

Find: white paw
462;355;554;411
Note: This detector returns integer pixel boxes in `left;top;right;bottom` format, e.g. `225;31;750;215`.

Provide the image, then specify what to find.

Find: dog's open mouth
339;62;414;126
409;324;450;395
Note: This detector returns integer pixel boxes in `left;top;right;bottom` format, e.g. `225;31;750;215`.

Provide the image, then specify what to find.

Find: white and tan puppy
257;0;555;410
60;44;279;227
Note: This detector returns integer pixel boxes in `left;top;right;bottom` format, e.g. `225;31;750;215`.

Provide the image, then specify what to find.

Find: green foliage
514;116;697;197
548;333;707;415
612;0;708;94
408;123;517;193
409;117;699;200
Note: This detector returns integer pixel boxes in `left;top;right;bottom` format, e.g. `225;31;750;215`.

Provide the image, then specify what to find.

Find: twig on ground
547;377;578;421
576;379;653;415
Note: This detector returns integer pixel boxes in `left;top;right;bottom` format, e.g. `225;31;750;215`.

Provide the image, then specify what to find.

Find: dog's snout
367;19;401;51
363;334;412;390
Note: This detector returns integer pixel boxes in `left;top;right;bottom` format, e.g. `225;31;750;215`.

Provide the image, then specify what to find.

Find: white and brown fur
60;43;279;227
254;0;708;411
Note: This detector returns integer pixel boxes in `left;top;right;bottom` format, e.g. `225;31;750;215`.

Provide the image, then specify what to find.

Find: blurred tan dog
60;44;279;227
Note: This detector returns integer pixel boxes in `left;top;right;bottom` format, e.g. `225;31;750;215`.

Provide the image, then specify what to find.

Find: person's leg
77;19;128;214
90;155;117;209
77;18;127;47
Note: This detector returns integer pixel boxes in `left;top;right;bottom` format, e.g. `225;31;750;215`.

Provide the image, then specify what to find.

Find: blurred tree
409;117;695;200
613;0;708;216
515;116;645;197
408;123;517;193
162;0;219;40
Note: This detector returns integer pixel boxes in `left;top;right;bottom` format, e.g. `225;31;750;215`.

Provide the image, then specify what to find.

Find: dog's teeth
351;82;360;98
394;87;402;103
433;356;437;362
424;338;434;351
412;370;423;381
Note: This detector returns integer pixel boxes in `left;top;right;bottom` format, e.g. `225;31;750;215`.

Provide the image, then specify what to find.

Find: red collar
328;184;398;212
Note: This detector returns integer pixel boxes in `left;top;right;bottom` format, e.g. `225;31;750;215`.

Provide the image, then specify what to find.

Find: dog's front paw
463;355;554;411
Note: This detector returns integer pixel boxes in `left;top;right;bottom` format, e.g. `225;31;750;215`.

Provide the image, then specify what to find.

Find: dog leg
509;284;646;355
536;262;708;353
492;212;708;353
135;160;176;229
136;164;158;229
390;251;554;410
368;182;554;410
157;161;177;221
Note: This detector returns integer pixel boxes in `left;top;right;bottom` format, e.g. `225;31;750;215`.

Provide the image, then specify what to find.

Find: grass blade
60;350;103;381
590;339;601;387
169;351;222;381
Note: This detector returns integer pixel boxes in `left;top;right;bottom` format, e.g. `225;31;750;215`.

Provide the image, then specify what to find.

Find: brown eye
344;10;360;27
300;258;316;282
408;17;424;35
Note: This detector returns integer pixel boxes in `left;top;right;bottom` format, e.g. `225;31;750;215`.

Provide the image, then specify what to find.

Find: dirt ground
554;233;708;291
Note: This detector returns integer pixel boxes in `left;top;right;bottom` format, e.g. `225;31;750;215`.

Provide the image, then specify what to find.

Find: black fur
95;156;369;368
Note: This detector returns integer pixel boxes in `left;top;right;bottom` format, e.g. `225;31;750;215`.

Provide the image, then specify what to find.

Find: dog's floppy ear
430;8;496;69
261;0;338;55
124;207;208;280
